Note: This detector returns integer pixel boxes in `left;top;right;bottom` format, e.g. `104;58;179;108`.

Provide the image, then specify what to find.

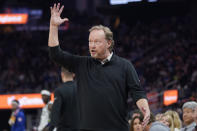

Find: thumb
62;18;69;23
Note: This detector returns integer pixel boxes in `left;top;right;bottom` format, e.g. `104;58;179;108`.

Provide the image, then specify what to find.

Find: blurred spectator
155;113;163;121
130;116;143;131
131;110;143;119
193;107;197;131
180;101;197;131
165;110;182;131
8;100;26;131
38;90;53;131
160;114;174;131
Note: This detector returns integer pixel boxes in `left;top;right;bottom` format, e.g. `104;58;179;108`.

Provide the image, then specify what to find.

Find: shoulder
113;55;132;66
54;87;63;97
150;122;170;131
174;128;180;131
54;87;61;93
115;55;136;71
17;110;25;117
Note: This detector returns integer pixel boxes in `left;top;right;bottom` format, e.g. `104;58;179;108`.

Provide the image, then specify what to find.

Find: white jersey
38;101;53;131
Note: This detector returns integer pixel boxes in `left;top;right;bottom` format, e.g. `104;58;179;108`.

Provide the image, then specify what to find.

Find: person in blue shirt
8;99;26;131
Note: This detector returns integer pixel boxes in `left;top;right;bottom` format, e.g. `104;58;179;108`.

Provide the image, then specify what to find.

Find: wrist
50;24;58;29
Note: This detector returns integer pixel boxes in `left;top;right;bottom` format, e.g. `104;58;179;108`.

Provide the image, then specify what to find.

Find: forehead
162;115;169;119
183;108;193;112
11;102;18;106
134;118;140;123
89;29;105;40
42;95;49;98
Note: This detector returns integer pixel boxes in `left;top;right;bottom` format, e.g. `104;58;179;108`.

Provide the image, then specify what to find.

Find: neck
13;108;19;112
62;78;73;83
185;121;194;126
99;50;111;61
45;101;49;104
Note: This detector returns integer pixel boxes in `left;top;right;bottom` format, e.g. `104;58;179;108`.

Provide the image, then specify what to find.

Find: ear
72;73;75;78
107;40;112;48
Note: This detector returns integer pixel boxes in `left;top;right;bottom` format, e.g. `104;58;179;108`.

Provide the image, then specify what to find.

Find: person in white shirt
38;90;53;131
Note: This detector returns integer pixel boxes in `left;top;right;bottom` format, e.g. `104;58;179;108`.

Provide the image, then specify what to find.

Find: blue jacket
11;109;26;131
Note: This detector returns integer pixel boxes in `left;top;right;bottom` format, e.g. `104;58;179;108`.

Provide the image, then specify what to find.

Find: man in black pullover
49;67;79;131
48;3;150;131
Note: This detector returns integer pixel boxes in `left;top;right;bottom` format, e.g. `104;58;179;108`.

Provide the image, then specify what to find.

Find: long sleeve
49;45;85;73
126;62;147;102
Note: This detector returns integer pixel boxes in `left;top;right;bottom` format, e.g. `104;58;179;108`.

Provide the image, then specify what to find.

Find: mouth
91;50;96;55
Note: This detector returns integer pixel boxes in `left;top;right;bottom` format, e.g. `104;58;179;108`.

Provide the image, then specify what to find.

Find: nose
183;113;187;118
90;43;96;49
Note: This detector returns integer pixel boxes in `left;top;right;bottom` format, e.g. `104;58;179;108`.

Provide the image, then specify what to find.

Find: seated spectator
165;110;182;131
129;109;143;124
161;114;174;131
180;101;197;131
193;106;197;131
145;112;170;131
155;113;163;121
130;116;143;131
131;109;143;119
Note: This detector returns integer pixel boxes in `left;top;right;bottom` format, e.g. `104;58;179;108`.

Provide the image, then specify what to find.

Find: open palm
50;3;68;26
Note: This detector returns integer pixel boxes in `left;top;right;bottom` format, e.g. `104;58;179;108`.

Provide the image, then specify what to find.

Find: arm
136;98;150;128
48;3;82;72
48;3;68;47
126;62;147;102
49;90;62;131
126;62;150;127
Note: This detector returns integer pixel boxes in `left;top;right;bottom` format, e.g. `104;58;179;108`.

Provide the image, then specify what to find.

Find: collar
186;122;196;129
100;52;113;65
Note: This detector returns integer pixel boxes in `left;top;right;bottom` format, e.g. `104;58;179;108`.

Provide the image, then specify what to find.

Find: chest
78;62;126;88
41;106;50;117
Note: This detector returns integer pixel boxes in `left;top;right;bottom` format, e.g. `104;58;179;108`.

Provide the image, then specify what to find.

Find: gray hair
182;101;197;111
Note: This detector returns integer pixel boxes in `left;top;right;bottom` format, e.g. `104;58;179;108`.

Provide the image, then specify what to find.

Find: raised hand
50;3;68;26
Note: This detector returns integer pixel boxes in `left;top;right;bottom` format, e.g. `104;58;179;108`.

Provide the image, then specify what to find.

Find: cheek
89;45;93;49
96;45;104;52
185;113;192;119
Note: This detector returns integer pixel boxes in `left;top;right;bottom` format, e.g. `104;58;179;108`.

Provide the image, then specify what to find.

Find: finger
50;7;52;13
143;115;149;122
142;117;149;127
142;119;149;125
57;3;60;11
143;116;150;123
142;120;148;128
58;5;64;15
53;3;56;10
